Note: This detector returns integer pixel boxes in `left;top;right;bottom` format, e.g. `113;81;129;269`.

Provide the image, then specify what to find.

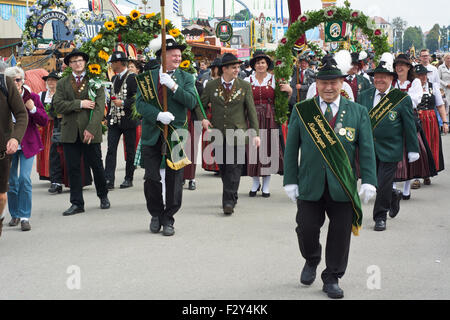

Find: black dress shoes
149;217;161;233
223;204;234;215
63;205;85;216
106;180;114;190
120;179;133;189
188;180;196;190
249;185;261;197
300;263;317;285
374;219;386;231
100;197;111;209
48;183;62;194
162;224;175;236
262;192;270;198
389;189;402;218
322;283;344;299
402;194;410;200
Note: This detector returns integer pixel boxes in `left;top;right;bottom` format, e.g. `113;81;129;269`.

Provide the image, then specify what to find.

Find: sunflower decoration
91;34;102;43
88;64;102;75
130;9;141;21
104;21;115;31
98;50;110;62
158;19;171;26
116;16;128;27
168;28;181;38
180;60;190;69
145;13;155;19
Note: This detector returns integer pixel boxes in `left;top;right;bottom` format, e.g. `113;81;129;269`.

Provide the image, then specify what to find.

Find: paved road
1;136;449;300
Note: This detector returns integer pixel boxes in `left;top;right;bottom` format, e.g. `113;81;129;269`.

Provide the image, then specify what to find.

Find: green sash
295;99;362;236
135;71;191;171
369;89;408;129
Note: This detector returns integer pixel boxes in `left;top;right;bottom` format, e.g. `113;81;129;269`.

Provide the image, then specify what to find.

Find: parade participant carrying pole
160;0;169;157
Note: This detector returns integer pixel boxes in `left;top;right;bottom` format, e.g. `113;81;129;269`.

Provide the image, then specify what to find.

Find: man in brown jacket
0;73;28;237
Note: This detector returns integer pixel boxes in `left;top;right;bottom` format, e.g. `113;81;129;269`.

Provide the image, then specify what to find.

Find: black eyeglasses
70;59;85;64
14;78;23;83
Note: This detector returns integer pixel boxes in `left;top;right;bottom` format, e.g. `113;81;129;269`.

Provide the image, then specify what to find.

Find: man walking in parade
358;53;420;231
105;51;138;190
283;55;377;299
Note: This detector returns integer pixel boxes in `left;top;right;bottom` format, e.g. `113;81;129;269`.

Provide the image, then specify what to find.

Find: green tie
324;103;333;123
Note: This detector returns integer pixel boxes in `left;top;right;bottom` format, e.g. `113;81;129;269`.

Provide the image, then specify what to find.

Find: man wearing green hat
358;53;419;232
283;55;377;299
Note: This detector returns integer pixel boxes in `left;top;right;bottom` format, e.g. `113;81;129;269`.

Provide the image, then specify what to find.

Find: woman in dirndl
392;55;436;200
245;51;292;197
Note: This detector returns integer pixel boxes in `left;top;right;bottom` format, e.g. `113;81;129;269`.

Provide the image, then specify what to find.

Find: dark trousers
373;160;398;222
217;144;245;208
63;136;108;207
49;142;63;184
296;183;353;284
105;126;136;184
142;138;184;226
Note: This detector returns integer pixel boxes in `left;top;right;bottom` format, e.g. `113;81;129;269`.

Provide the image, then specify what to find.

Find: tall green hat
316;55;347;80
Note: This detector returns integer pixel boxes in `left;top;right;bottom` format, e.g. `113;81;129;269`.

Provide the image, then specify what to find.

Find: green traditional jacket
135;68;197;147
195;78;259;145
355;74;373;101
283;96;377;202
53;74;105;144
358;87;419;162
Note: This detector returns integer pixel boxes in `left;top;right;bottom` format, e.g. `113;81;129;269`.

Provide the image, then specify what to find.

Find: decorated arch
273;3;391;124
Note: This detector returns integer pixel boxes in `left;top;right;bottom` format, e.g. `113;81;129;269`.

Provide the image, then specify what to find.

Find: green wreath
273;2;390;124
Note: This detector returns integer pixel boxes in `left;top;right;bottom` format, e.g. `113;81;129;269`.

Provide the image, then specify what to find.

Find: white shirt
72;71;86;82
423;81;444;107
221;77;235;88
117;68;128;80
306;82;355;102
438;63;450;91
39;90;54;104
373;87;392;107
319;96;340;117
393;79;423;109
244;73;275;89
425;64;440;89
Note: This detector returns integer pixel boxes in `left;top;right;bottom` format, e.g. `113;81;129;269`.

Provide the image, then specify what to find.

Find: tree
234;9;252;21
403;26;424;51
426;24;440;53
391;17;408;52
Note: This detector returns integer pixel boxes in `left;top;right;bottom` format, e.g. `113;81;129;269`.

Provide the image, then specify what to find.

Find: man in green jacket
53;50;110;216
283;55;377;299
135;36;197;236
345;52;373;101
358;54;419;231
197;53;260;215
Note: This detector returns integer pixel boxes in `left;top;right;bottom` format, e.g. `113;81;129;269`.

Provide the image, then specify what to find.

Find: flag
325;21;348;43
288;0;306;48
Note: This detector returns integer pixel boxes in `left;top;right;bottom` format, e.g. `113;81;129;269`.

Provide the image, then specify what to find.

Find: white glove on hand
358;184;377;205
157;112;175;125
284;184;299;203
159;69;176;90
408;152;420;163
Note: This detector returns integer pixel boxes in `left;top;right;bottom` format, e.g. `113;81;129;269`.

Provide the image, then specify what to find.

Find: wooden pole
160;0;169;156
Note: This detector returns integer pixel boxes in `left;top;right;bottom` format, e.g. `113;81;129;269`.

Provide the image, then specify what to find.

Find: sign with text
215;21;233;43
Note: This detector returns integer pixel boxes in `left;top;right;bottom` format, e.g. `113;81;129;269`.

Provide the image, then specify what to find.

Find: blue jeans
8;151;35;219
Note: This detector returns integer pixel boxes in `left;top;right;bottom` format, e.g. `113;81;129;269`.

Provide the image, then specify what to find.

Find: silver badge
339;128;347;136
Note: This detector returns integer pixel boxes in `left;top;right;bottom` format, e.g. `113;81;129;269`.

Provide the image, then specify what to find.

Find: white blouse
393;78;423;108
244;73;276;89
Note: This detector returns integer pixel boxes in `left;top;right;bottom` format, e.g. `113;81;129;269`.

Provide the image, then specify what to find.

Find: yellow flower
89;64;102;75
104;21;115;31
145;13;155;19
116;16;128;26
168;28;181;38
130;9;141;20
158;19;170;26
91;34;102;43
180;60;190;69
98;50;109;61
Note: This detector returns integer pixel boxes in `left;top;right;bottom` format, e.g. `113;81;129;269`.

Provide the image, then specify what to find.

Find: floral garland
273;2;390;124
21;0;84;55
306;41;325;60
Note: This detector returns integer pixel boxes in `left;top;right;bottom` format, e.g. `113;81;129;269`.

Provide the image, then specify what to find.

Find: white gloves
358;184;377;204
284;184;299;203
159;68;176;90
157;112;175;125
408;152;420;163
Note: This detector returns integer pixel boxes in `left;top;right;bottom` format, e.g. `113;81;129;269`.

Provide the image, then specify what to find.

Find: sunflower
89;64;102;75
91;34;102;43
116;16;128;26
98;50;109;61
104;21;115;31
130;9;141;20
145;13;155;19
168;28;181;38
158;19;170;26
180;60;190;69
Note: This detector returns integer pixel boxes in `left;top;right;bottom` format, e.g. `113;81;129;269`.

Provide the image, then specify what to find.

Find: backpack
0;74;8;98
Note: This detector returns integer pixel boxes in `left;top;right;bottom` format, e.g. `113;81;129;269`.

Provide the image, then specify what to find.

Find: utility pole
223;0;225;20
